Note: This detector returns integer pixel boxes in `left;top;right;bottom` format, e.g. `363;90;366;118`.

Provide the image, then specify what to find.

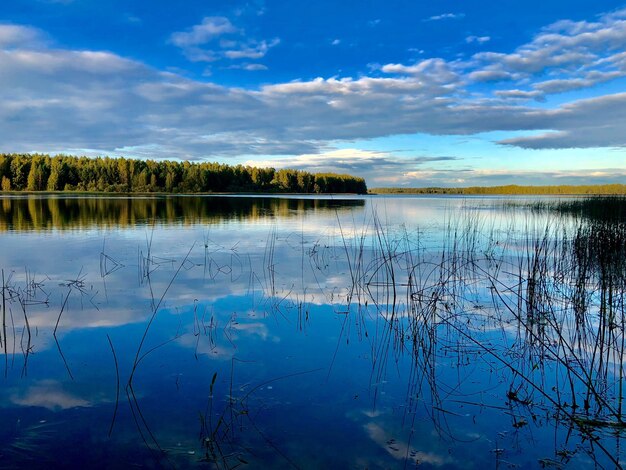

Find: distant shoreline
369;184;626;196
2;185;625;197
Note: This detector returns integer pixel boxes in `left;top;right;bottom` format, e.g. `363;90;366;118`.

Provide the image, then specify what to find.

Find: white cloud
244;149;389;170
0;24;45;48
470;7;626;81
534;78;591;94
468;69;517;82
243;63;268;71
466;35;491;44
244;149;462;185
498;92;626;148
225;63;268;71
170;17;237;47
426;13;465;21
533;69;626;94
494;89;544;101
381;58;461;86
223;38;279;59
474;50;596;74
170;17;277;65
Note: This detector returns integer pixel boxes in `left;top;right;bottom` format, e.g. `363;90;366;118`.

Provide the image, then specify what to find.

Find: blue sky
1;0;626;187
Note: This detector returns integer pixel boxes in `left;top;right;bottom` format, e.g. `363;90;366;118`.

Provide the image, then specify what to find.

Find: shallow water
0;194;623;469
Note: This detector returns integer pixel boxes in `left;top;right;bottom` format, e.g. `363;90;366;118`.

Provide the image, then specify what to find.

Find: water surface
0;194;623;469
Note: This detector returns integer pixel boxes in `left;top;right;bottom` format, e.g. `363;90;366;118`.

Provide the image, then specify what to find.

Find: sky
1;0;626;187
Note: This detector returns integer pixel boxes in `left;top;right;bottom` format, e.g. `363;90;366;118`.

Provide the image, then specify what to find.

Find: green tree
10;155;31;190
0;153;370;195
47;158;68;191
27;156;49;191
1;176;11;191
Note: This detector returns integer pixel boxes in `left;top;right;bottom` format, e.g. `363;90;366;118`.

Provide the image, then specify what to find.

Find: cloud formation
426;13;465;21
469;7;626;91
0;8;625;178
0;23;45;47
465;35;490;44
170;17;238;48
169;16;278;65
245;149;459;177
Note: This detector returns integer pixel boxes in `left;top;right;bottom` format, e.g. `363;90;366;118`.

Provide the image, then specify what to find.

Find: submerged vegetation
1;195;626;467
371;183;626;195
0;153;367;194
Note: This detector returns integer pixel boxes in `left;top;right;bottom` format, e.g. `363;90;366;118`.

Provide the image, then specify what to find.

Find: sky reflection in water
0;194;622;469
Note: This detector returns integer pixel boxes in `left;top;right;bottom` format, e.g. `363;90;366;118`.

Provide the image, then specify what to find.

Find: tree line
0;154;368;194
370;184;626;195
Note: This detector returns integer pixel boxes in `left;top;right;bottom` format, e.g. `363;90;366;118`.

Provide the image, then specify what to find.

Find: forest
0;153;368;194
371;184;626;195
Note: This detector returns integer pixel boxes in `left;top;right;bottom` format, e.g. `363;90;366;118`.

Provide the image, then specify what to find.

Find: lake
0;194;624;469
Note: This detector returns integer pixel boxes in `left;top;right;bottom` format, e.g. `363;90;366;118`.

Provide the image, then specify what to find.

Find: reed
317;197;626;466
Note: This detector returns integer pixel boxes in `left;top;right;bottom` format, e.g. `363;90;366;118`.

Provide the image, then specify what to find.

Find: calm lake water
0;194;624;469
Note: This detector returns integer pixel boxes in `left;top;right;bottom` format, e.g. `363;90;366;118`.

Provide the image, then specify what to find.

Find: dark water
0;194;624;469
